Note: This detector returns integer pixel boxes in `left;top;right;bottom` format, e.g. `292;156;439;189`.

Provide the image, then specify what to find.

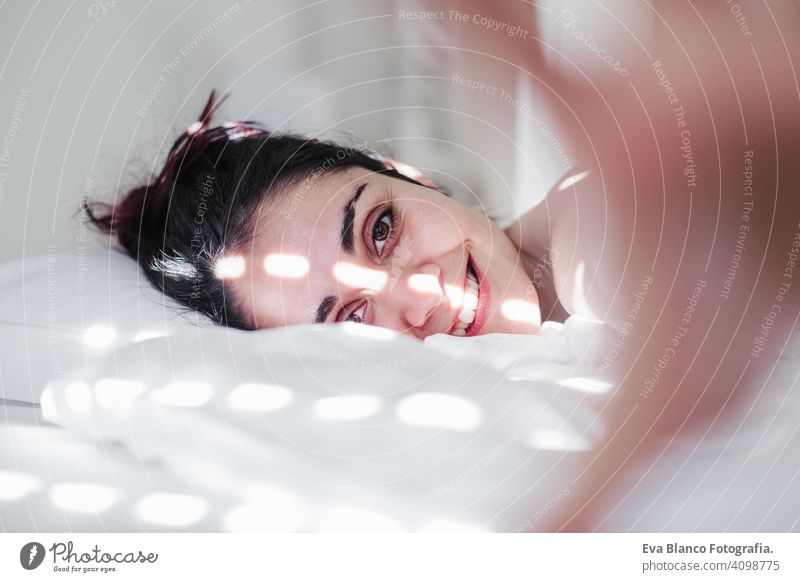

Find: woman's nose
394;263;444;329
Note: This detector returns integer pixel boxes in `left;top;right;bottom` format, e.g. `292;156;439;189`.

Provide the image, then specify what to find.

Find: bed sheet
1;316;613;532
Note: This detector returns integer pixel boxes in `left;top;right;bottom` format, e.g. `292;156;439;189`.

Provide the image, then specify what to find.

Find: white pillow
0;249;211;403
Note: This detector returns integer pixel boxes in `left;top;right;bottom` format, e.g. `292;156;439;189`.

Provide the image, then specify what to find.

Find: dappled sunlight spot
136;493;207;527
396;393;482;432
228;383;292;412
224;122;261;141
312;395;381;421
224;485;308;532
263;253;309;278
65;382;92;414
560;376;614;394
444;283;465;308
151;255;199;280
186;121;204;135
388;160;428;183
571;261;603;322
214;255;245;279
501;299;542;325
316;507;405;532
94;378;147;408
133;329;168;342
408;273;442;295
333;262;387;291
83;325;116;348
527;429;592;452
150;381;212;408
49;483;119;513
40;387;58;421
0;470;42;502
557;169;591;191
340;321;396;340
417;519;486;533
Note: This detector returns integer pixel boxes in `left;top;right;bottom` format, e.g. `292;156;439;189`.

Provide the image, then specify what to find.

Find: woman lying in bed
87;91;574;339
86;86;800;376
85;87;800;527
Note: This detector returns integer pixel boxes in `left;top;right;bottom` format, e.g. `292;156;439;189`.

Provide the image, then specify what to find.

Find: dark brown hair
85;91;425;329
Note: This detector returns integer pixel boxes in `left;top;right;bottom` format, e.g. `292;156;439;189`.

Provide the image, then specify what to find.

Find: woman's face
231;167;541;338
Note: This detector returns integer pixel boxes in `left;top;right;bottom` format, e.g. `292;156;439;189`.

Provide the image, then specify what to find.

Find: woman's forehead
269;169;372;248
287;166;372;212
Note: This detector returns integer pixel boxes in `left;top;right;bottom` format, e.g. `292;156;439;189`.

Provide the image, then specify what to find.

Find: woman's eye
343;302;367;323
372;209;394;257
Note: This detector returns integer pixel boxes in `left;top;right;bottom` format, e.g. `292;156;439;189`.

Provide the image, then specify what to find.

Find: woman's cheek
406;217;448;252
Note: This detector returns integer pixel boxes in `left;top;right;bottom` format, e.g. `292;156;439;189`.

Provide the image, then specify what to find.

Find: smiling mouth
451;259;480;336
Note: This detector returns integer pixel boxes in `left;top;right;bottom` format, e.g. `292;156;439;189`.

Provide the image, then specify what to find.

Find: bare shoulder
508;165;661;331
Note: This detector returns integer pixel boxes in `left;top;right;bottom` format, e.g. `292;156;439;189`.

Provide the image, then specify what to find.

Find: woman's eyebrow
314;294;337;324
340;182;368;253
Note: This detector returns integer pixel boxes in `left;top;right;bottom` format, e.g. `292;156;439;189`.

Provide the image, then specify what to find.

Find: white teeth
463;289;479;310
451;263;480;336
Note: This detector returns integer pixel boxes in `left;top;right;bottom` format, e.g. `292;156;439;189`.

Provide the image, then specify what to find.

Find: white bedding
0;250;211;404
1;302;613;531
5;251;795;532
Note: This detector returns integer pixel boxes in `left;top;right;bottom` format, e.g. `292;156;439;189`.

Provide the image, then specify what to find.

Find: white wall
0;0;406;263
11;1;780;263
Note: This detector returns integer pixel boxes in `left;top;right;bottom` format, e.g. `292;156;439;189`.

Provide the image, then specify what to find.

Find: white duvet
3;251;798;531
2;314;613;532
